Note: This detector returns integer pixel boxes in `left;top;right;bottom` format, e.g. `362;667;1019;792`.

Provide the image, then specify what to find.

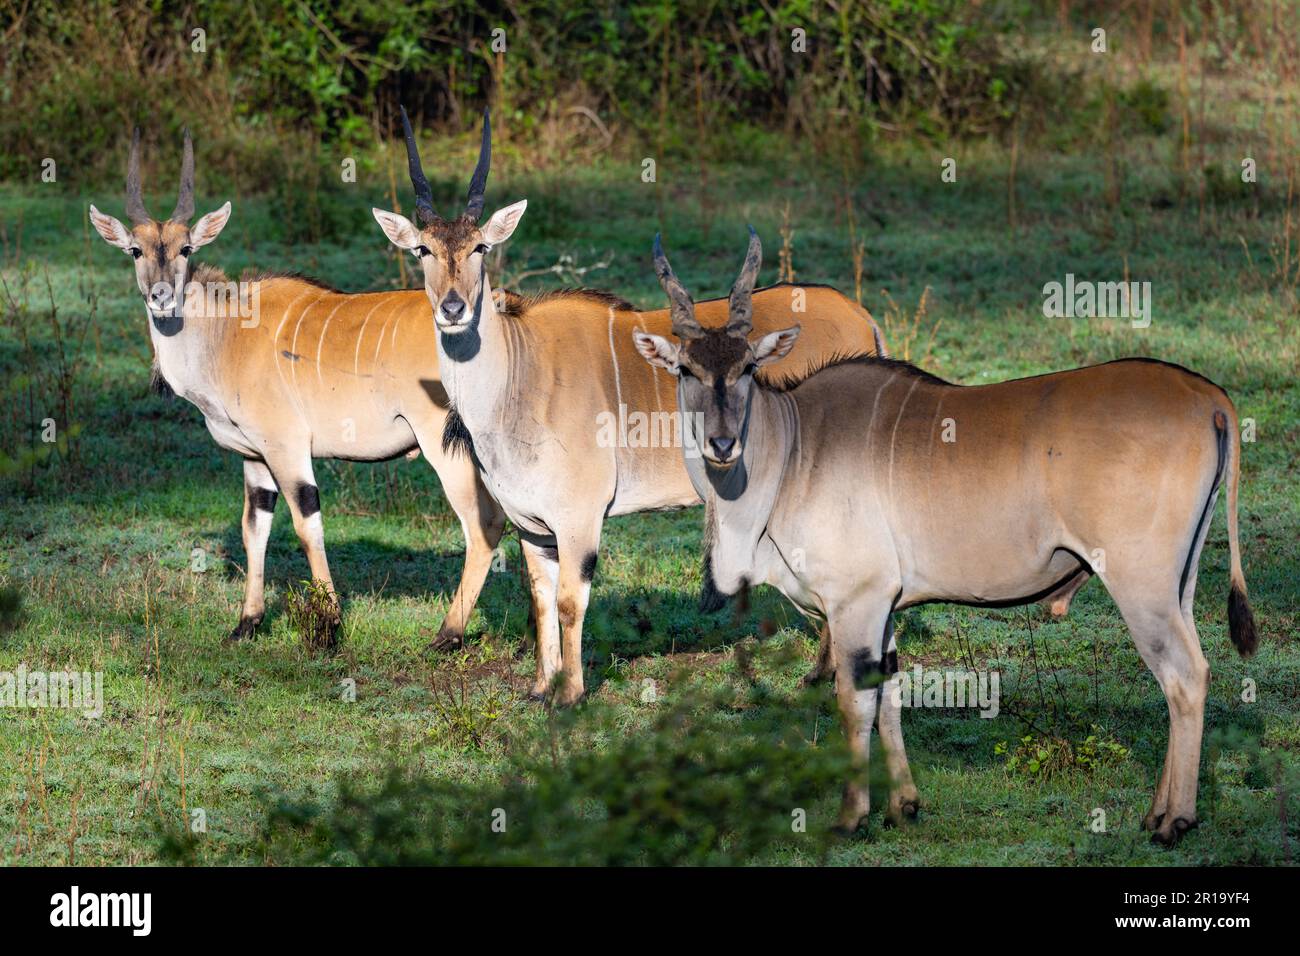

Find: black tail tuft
1228;584;1258;658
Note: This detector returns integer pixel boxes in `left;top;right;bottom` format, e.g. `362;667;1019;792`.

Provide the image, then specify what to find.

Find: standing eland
371;109;888;704
634;229;1257;846
89;128;507;647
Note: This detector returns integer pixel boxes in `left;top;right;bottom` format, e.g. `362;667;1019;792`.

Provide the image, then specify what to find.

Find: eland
89;128;507;647
371;109;888;704
634;229;1257;845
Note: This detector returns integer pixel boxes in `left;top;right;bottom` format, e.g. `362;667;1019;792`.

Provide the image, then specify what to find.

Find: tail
1218;408;1258;658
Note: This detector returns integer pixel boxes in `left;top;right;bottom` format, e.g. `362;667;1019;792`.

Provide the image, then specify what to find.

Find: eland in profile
635;229;1257;845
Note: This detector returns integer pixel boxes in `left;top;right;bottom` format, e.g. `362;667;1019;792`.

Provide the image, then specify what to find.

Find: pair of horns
653;226;762;339
125;127;195;225
400;105;491;226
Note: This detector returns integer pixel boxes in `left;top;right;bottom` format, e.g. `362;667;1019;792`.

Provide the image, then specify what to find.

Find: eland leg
228;458;278;642
264;450;341;645
1102;577;1210;846
875;617;920;824
552;521;603;707
828;600;893;834
801;621;835;686
418;434;506;651
520;537;562;700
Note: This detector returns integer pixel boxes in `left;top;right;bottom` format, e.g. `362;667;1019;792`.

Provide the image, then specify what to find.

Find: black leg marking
580;551;598;582
849;648;880;691
248;487;278;514
296;483;321;517
881;649;898;676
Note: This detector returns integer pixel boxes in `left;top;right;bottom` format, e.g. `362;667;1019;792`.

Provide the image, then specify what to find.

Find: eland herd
90;111;1256;846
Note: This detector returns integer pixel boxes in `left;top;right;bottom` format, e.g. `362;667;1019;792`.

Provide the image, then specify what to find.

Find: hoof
801;666;833;687
886;797;920;827
553;689;586;709
1142;810;1165;832
832;816;869;838
835;786;870;836
426;629;464;653
1151;816;1197;847
225;615;262;644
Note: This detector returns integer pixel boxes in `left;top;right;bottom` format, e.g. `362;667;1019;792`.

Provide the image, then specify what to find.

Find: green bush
2;0;1065;189
228;648;855;865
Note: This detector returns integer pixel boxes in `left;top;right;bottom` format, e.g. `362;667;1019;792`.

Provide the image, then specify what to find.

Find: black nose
441;293;466;321
709;436;736;459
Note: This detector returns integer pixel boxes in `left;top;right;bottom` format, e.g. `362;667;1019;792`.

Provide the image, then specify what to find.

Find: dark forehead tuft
424;215;481;254
682;329;748;376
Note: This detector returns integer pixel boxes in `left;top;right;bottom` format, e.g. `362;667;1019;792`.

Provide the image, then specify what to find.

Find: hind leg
1103;577;1210;846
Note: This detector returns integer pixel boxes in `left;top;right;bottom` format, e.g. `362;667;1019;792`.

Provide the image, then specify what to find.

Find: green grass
1;129;1297;865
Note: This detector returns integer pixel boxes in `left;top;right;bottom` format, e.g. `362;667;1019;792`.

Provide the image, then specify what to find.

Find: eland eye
743;362;758;376
473;243;490;256
179;245;194;257
677;365;695;380
129;248;143;260
414;245;431;258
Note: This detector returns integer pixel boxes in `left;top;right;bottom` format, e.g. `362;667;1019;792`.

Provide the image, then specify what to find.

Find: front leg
552;520;603;708
229;458;278;642
876;617;920;825
520;537;561;699
828;599;894;835
801;621;834;685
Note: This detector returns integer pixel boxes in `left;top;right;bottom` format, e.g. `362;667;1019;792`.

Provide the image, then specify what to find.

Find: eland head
372;107;526;333
89;128;231;324
634;228;801;468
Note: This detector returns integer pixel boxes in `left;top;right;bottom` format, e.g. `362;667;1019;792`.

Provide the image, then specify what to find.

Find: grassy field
1;129;1297;864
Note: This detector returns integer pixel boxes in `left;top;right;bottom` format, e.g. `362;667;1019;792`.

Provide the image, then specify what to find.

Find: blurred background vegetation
2;1;1292;183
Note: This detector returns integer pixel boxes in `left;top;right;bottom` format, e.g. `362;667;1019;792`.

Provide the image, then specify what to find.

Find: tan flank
636;230;1257;847
89;129;504;646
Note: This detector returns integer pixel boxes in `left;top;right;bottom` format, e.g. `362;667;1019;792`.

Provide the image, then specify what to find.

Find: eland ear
633;330;680;371
89;205;133;249
752;325;801;366
372;208;422;250
189;201;231;249
481;200;527;246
